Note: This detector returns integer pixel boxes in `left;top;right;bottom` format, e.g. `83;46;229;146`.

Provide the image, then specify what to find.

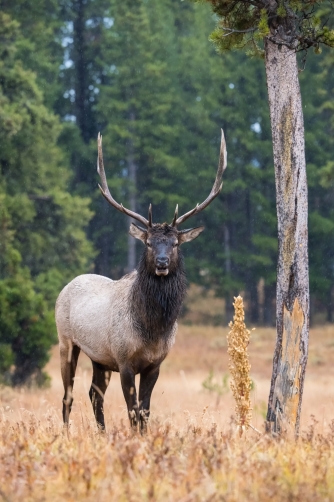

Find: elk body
56;131;227;432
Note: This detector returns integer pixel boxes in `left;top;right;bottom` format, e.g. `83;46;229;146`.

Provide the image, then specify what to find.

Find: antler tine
148;204;153;227
174;129;227;227
171;204;179;227
97;133;149;228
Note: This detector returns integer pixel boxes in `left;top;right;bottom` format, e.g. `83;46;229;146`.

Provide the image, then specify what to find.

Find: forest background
0;0;333;384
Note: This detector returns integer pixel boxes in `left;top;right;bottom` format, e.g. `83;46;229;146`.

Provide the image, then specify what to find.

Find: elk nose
156;257;169;268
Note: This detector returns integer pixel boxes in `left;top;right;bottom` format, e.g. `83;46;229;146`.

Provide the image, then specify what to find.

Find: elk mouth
155;267;169;277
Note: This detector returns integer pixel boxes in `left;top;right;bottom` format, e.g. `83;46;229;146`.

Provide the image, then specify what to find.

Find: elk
55;130;227;433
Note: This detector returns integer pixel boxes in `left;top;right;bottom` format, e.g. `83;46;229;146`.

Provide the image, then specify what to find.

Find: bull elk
56;130;227;432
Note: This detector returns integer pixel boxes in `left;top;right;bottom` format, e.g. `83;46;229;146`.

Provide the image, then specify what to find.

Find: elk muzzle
155;256;170;276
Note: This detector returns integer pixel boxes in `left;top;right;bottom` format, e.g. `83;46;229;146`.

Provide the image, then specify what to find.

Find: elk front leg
139;364;160;434
89;361;112;431
120;366;139;430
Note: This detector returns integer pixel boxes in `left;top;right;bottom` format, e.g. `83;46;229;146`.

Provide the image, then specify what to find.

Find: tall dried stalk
227;295;252;436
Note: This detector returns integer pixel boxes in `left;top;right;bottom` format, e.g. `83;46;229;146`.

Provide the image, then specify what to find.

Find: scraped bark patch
272;298;304;432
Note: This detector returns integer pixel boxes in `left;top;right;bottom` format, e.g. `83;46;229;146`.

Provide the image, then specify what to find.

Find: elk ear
178;226;204;245
129;223;147;243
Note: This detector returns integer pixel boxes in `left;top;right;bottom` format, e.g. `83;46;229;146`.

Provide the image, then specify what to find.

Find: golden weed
228;295;252;435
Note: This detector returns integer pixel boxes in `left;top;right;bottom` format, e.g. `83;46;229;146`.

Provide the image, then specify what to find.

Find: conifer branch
222;27;258;37
207;0;334;57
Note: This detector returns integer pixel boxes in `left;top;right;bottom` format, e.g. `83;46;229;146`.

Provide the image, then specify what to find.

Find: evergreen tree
1;0;334;391
0;0;64;108
0;12;94;385
94;0;179;273
300;50;334;323
144;1;276;323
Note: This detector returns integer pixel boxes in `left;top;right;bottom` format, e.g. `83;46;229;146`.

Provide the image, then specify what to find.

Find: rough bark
264;39;309;435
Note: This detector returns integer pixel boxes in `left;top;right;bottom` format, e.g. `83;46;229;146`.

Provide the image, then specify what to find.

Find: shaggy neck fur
130;251;187;343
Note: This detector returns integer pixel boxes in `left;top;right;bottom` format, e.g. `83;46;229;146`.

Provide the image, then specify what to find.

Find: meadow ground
1;318;334;501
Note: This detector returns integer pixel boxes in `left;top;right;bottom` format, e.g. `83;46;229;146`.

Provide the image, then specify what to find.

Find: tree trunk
264;39;309;435
73;0;89;144
127;154;137;272
96;198;111;277
248;280;259;324
264;282;276;327
327;288;333;323
223;223;234;323
245;189;260;324
126;112;137;272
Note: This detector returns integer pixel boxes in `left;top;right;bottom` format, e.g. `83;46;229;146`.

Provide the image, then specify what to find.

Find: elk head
128;222;205;276
97;131;227;276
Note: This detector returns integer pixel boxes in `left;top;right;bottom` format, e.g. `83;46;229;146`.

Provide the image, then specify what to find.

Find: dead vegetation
1;411;334;501
1;321;334;500
227;296;252;434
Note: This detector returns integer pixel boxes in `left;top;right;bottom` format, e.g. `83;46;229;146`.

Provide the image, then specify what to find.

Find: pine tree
300;50;334;323
204;0;334;433
2;0;334;389
0;12;94;385
94;0;178;273
154;1;276;323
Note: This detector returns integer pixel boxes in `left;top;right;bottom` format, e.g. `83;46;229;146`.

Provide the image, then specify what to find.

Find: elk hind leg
60;342;81;425
89;361;111;431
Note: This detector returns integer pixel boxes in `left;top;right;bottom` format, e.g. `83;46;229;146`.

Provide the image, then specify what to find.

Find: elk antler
171;129;227;227
97;133;151;228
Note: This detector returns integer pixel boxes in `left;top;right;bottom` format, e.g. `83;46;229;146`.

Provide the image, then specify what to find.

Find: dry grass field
1;315;334;501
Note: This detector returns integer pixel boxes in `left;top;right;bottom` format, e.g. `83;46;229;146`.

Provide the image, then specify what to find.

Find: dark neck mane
130;252;187;342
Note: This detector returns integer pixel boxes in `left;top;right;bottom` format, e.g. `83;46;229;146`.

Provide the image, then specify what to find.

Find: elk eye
173;243;178;248
147;242;152;248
